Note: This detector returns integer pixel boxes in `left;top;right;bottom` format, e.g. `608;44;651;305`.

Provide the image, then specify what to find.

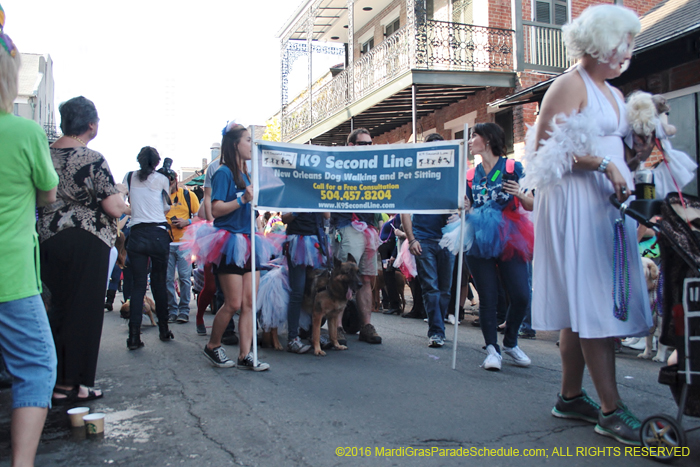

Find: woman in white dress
526;5;652;446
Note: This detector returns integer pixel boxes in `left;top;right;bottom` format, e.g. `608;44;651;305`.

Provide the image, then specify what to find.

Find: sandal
76;386;104;402
51;386;78;405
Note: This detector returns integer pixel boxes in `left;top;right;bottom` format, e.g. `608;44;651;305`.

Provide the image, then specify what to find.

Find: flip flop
51;386;78;405
76;386;103;402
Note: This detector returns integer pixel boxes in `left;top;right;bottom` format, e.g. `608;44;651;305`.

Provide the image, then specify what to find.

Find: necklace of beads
67;135;86;146
612;218;630;321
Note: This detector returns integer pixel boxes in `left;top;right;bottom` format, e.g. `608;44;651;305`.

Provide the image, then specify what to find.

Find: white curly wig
563;4;640;63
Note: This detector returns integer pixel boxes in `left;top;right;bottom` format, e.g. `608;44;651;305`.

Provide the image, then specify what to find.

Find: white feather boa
522;108;604;190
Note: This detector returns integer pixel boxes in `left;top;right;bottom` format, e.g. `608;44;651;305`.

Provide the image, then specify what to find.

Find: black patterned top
38;147;119;247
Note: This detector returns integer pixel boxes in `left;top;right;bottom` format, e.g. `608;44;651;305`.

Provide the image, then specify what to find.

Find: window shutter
554;3;567;25
535;1;551;24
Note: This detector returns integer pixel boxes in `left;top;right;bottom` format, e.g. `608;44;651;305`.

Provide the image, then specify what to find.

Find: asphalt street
1;292;698;467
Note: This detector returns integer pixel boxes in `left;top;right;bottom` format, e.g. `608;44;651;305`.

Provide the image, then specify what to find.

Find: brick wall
372;86;512;144
618;59;700;96
488;0;512;30
353;0;405;62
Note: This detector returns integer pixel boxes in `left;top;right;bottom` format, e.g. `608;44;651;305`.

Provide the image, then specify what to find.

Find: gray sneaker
168;314;178;323
176;313;189;323
551;389;600;424
594;402;642;446
428;335;445;348
287;336;311;354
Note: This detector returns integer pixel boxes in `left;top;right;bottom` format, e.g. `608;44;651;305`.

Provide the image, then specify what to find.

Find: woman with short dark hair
462;122;534;371
39;96;127;403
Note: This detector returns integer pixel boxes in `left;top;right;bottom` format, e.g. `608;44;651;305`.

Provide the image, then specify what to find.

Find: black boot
105;289;116;312
159;323;174;341
127;325;144;350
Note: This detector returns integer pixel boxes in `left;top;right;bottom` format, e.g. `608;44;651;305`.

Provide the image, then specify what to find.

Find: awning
185;174;205;186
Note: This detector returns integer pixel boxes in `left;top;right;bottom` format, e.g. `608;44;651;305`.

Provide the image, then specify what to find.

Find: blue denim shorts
0;294;57;409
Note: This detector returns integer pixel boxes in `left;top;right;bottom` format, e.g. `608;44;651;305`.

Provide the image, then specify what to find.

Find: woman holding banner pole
443;123;534;371
184;121;279;370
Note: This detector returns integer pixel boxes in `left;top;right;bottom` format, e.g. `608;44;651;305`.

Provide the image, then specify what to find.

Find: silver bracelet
597;156;611;173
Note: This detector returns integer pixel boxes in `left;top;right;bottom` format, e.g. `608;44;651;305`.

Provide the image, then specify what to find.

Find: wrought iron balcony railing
282;20;515;142
522;21;572;72
419;20;514;72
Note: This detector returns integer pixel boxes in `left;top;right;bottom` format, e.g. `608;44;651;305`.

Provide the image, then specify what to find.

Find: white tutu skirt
257;258;290;332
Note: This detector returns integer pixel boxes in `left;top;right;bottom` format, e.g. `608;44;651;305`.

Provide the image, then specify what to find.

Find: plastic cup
83;413;105;435
67;407;90;428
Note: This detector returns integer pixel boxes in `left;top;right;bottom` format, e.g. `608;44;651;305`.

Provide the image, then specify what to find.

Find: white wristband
597;156;611;173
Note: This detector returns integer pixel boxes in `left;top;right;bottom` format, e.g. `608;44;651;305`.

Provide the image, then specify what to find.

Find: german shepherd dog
305;255;363;356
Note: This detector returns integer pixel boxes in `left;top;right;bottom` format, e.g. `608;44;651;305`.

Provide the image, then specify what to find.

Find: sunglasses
355;141;372;146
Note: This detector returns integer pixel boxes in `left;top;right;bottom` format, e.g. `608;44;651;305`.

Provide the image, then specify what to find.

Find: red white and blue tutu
440;201;533;262
180;220;284;269
286;234;330;269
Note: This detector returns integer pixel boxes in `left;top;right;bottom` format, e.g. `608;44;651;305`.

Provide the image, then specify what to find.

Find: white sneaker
503;345;531;367
481;345;502;371
446;315;460;325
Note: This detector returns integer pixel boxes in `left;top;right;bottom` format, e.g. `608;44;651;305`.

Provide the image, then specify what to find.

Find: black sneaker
203;345;235;368
237;353;270;371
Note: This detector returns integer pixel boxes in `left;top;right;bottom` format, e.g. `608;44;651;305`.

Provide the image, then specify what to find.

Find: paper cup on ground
67;407;90;428
83;413;105;434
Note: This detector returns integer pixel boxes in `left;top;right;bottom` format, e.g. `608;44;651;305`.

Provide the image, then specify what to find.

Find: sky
2;0;315;182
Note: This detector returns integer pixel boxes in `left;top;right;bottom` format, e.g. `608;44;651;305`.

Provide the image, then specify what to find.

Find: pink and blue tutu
440;201;533;262
180;220;284;269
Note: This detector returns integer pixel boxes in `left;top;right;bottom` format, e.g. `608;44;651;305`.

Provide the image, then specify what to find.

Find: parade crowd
0;4;693;466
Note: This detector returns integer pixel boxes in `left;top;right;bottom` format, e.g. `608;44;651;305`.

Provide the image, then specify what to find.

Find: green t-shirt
0;113;58;302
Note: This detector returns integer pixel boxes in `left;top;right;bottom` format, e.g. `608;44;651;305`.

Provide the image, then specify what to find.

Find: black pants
41;228;110;388
127;224;170;328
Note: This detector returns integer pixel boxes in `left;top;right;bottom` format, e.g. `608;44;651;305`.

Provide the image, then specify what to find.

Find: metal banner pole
251;126;259;366
451;123;469;370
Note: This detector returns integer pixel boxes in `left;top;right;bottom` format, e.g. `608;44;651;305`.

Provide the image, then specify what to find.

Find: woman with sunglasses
463;123;534;371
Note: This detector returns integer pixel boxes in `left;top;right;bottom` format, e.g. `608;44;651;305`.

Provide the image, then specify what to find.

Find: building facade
14;53;58;141
277;0;676;167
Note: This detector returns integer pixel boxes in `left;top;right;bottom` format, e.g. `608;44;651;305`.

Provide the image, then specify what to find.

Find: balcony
521;21;572;72
282;20;516;143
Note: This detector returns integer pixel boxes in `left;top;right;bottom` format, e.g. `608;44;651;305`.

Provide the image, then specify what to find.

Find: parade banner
254;140;465;213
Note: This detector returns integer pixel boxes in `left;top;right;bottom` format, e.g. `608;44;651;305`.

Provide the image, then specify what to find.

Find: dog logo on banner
416;149;454;168
262;150;297;169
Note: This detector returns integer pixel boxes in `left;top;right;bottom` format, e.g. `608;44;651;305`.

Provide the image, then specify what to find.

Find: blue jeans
167;244;192;316
415;240;455;339
466;255;530;353
0;295;57;409
519;262;535;333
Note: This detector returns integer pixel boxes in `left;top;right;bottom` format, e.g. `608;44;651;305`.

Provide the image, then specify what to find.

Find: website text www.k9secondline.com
334;446;692;458
319;201;395;210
